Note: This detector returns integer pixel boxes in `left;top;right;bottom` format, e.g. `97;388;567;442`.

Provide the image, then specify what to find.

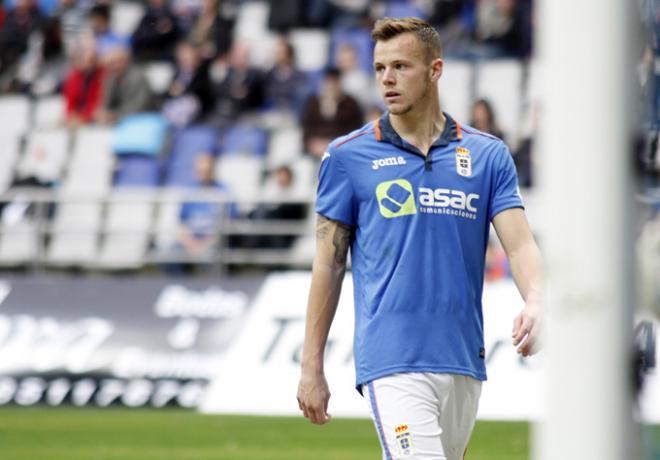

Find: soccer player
296;17;543;460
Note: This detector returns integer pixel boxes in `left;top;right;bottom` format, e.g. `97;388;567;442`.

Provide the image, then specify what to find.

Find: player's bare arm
297;215;352;424
493;208;543;357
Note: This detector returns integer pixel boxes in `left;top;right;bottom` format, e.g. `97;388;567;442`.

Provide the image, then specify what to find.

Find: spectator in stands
207;41;264;127
333;41;375;109
186;0;235;59
0;0;43;76
301;68;363;159
474;0;533;58
96;46;153;124
469;98;505;139
247;164;307;248
131;0;180;62
62;41;104;126
171;0;201;35
88;3;128;57
263;36;308;114
162;41;212;126
175;153;237;263
514;104;538;188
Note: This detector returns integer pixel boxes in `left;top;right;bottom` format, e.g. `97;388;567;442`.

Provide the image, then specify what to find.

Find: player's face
373;33;440;116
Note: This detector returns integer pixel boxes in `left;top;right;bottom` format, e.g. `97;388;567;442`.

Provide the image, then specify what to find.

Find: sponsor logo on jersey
375;179;417;218
394;424;413;456
372;156;407;170
455;146;472;177
418;187;480;220
375;180;480;220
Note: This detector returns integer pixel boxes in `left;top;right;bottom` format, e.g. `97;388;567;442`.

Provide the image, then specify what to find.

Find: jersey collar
374;111;463;152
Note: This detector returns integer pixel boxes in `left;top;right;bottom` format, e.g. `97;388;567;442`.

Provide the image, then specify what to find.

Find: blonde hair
371;17;442;61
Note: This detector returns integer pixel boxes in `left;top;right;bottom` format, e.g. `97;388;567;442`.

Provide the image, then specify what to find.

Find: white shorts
362;373;482;460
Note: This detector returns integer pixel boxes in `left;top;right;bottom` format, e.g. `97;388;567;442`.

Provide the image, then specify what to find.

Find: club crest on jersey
395;424;413;456
455;146;472;177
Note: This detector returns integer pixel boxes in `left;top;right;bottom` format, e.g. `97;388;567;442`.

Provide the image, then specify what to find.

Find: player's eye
395;63;406;70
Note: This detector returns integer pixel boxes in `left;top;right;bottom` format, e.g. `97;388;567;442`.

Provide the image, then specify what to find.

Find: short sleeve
315;146;357;226
489;144;524;221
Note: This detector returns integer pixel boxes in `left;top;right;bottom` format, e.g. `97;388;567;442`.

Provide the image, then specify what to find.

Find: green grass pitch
0;407;657;459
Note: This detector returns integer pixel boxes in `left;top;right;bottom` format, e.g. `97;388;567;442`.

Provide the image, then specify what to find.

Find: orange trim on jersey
455;120;463;140
335;130;374;148
374;119;382;141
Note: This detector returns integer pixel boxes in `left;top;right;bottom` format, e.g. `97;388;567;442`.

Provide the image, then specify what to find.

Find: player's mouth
385;91;400;101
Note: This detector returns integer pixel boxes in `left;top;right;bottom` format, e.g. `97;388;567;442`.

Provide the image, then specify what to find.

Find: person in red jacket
62;42;105;126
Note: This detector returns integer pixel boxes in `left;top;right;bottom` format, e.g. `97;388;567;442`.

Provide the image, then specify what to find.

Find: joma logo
372;156;407;170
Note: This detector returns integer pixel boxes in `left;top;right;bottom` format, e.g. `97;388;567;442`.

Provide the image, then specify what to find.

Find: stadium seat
0;134;21;193
112;113;168;156
47;201;102;266
152;189;185;253
65;127;114;195
218;124;268;156
17;130;70;184
0;220;39;266
165;125;218;187
0;96;31;137
384;1;427;20
329;28;374;74
96;190;155;269
111;1;145;37
439;60;474;125
33;96;64;129
143;62;175;94
289;155;317;197
234;0;278;68
289;29;330;72
215;155;264;212
114;155;161;187
475;60;524;144
266;127;303;168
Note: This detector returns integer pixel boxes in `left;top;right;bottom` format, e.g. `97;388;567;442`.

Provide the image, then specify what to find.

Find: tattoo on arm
315;215;353;265
332;223;352;265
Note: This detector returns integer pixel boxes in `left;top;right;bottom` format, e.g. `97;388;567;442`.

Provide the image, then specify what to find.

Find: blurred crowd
0;0;657;275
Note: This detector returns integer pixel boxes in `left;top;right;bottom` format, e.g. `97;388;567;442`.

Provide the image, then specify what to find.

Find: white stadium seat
47;200;102;266
439;60;474;125
267;127;303;168
289;29;330;72
216;155;264;202
475;60;524;145
17;130;70;183
33;96;64;129
0;221;39;265
96;191;155;269
111;1;145;37
0;134;21;193
143;62;175;94
234;1;278;69
0;95;31;137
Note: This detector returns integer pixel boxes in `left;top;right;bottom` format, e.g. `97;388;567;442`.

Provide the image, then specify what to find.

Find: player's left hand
512;302;542;356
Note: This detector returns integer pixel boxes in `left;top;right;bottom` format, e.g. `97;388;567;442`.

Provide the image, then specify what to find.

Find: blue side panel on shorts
368;382;393;460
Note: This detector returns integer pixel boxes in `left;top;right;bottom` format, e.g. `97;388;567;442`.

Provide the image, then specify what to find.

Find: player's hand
297;371;331;425
512;302;542;357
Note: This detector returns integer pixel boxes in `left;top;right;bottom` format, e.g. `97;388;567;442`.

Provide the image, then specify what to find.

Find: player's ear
430;59;443;82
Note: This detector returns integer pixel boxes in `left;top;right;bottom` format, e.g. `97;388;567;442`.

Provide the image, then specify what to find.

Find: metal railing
0;188;315;272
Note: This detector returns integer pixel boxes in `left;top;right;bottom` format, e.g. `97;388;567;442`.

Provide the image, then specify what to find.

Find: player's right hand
296;371;331;425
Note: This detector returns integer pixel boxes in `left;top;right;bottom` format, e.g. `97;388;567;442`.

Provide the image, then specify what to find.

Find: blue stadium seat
384;1;428;20
218;124;268;157
114;155;161;187
329;28;374;74
165;125;218;187
5;0;58;15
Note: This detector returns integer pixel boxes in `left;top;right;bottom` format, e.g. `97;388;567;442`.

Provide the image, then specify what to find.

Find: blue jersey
316;112;524;390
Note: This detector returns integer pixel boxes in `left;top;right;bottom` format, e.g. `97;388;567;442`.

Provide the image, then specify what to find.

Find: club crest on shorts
394;424;413;456
455;146;472;177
